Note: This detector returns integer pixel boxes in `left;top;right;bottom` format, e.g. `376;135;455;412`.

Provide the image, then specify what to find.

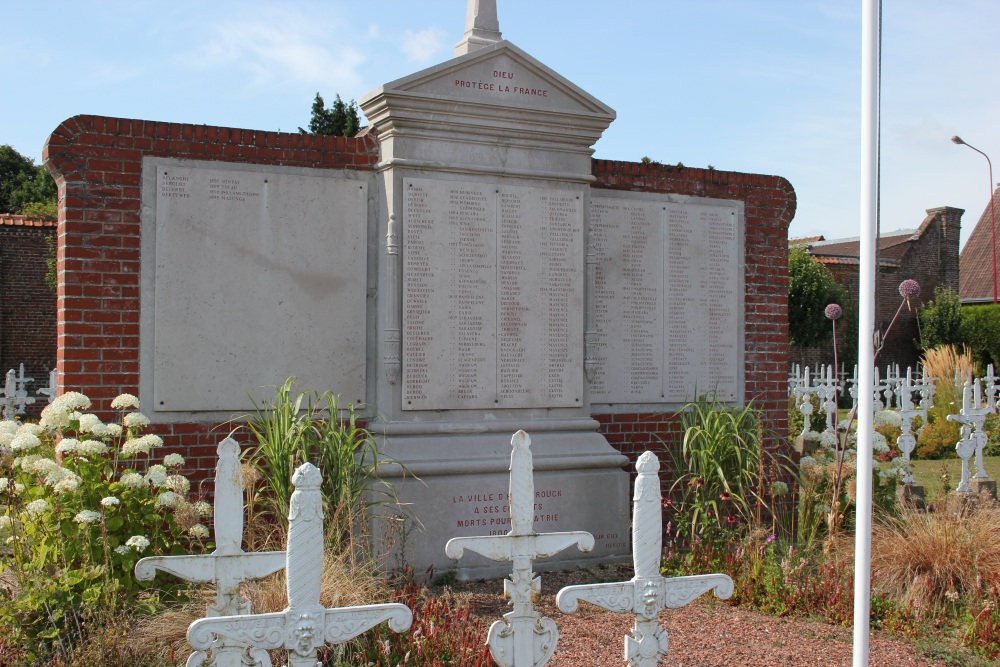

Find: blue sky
2;0;997;248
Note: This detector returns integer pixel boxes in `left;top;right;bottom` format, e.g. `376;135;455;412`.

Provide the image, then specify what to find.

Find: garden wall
43;115;794;484
0;215;57;416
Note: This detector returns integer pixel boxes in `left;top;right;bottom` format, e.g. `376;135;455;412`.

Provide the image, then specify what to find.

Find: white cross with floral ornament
135;438;286;667
445;430;594;667
187;462;413;667
556;451;733;667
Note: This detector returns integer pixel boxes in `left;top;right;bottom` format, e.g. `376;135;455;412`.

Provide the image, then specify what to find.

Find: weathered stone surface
140;158;369;418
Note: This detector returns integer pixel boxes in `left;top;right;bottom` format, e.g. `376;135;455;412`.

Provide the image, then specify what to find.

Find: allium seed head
825;303;843;320
899;279;920;298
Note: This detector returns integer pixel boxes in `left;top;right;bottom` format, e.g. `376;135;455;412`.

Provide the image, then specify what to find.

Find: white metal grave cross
187;462;413;667
556;452;733;667
818;365;840;433
894;369;923;485
136;438;286;667
1;365;36;419
36;369;57;404
947;377;993;492
445;430;594;667
983;364;999;412
792;367;817;436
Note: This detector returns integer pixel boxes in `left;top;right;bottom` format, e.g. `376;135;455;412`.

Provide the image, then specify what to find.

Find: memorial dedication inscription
402;178;584;411
589;192;741;405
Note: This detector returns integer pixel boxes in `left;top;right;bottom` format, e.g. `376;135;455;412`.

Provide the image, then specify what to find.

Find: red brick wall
43;116;796;484
0;218;57;416
589;161;797;476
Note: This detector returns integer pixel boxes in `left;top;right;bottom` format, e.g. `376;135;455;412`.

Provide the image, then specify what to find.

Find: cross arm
322;603;413;644
661;573;734;608
555;581;634;614
188;611;287;652
134;550;286;584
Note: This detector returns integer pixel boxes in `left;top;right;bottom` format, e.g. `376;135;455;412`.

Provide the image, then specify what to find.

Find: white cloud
400;27;447;64
182;9;366;92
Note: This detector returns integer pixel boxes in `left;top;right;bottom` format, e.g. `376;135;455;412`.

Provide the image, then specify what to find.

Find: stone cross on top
455;0;503;56
136;438;286;667
188;463;413;667
446;430;595;667
556;452;733;667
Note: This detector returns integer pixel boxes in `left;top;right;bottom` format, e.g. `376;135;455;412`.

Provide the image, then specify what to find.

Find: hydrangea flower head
125;535;150;552
188;524;210;539
111;394;139;410
163;453;185;468
74;510;101;524
123;412;150;429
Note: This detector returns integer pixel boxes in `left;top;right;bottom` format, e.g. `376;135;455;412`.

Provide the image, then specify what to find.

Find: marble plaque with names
589;193;740;405
149;162;368;412
402;178;584;411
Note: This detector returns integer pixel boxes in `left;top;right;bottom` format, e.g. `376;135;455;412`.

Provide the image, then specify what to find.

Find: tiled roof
806;227;918;260
959;185;1000;303
0;214;57;228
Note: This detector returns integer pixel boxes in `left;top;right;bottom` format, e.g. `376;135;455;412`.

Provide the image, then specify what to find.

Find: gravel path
446;566;956;667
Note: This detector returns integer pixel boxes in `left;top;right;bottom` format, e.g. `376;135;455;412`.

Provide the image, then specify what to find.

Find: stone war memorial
42;0;795;575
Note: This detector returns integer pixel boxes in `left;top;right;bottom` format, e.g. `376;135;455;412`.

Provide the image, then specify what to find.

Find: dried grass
869;495;1000;611
922;344;977;387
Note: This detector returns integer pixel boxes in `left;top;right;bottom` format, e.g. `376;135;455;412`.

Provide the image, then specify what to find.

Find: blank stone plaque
402;178;584;411
149;161;368;412
590;192;740;405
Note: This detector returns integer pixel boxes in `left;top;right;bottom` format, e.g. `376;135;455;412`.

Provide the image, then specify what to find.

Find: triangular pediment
363;41;615;120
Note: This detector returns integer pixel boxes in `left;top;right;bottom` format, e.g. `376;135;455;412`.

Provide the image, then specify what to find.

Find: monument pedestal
373;420;630;579
899;484;925;510
971;478;997;501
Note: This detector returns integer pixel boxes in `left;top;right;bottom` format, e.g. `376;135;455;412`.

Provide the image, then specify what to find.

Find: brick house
959;184;1000;304
791;206;963;372
0;214;57;415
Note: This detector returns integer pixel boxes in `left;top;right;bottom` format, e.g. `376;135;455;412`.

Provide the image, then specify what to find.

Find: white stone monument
187;463;413;667
948;377;995;497
135;438;286;667
556;452;733;667
445;431;594;667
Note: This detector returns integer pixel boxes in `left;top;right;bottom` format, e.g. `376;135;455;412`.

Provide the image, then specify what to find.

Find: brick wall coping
0;214;57;228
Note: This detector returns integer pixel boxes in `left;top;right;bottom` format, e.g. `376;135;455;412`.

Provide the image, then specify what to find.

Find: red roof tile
0;214;57;228
959;185;1000;303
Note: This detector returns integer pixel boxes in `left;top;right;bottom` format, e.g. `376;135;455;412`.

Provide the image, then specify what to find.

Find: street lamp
952;135;997;304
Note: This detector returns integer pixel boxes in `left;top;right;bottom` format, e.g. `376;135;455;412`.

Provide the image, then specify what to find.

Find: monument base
371;419;631;579
972;478;998;501
898;484;925;510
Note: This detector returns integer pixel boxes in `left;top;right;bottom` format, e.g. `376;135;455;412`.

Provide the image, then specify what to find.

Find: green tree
916;286;964;351
299;93;362;137
0;145;57;216
788;246;849;348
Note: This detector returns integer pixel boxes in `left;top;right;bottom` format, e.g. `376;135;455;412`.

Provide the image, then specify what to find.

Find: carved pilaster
384;213;402;385
584;238;598;383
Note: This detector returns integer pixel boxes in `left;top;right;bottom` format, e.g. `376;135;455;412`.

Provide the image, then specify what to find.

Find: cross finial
455;0;502;56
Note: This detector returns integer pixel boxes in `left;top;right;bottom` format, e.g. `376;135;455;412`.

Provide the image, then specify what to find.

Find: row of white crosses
448;431;733;667
0;365;57;419
947;365;999;493
142;432;731;667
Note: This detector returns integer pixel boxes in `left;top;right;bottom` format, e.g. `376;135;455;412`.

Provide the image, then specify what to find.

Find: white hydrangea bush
0;392;213;614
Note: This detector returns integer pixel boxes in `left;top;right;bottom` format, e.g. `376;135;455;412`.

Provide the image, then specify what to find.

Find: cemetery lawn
910;456;1000;500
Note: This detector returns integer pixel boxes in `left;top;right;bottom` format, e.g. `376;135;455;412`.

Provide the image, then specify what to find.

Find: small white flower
142;434;163;449
0;478;8;492
56;438;82;455
802;430;822;442
78;414;104;434
188;523;210;539
166;474;190;494
125;535;150;552
0;515;15;531
17;454;41;471
101;496;121;508
32;458;60;476
146;469;167;487
53;392;91;411
114;545;130;555
123;412;150;428
122;438;151;457
837;418;856;432
163;453;185;468
10;433;41;452
0;432;13;450
44;465;72;485
25;499;49;518
819;432;838;448
13;482;24;493
103;423;123;437
120;472;146;488
194;501;213;518
111;394;139;410
0;420;19;435
155;491;179;508
39;403;71;430
799;456;816;468
74;510;101;524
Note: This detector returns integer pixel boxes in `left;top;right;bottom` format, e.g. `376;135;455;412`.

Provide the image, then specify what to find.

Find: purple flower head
899;279;920;299
825;303;843;321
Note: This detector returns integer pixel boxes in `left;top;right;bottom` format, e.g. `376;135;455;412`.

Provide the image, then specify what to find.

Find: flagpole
853;0;879;663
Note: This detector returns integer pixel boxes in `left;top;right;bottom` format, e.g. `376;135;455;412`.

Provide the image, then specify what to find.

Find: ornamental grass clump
0;392;207;663
917;344;977;459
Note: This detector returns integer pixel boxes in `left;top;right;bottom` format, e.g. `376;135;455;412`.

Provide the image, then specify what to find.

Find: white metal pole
853;0;879;664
